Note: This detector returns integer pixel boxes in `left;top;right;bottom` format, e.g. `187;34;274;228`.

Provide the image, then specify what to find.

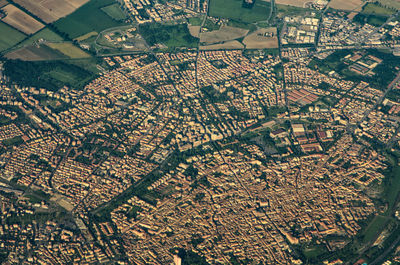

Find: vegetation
3;60;96;90
139;23;199;48
19;28;63;47
0;21;26;52
46;42;91;59
53;0;125;39
101;3;127;21
354;2;395;26
209;0;270;23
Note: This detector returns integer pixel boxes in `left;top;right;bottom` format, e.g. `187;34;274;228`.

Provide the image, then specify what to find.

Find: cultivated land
13;0;89;23
54;0;124;39
328;0;364;11
209;0;271;23
5;45;67;61
0;21;26;52
1;4;44;34
243;27;278;49
46;43;91;59
200;26;249;44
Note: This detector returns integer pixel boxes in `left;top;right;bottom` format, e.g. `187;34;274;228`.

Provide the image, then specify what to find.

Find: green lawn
188;16;204;26
209;0;271;23
0;21;26;52
54;0;125;39
101;3;127;21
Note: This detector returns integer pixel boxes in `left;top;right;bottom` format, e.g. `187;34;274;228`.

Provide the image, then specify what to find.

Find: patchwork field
5;45;67;61
200;40;244;50
0;21;26;52
243;27;278;49
209;0;271;23
54;0;125;39
275;0;311;8
328;0;364;11
14;0;89;23
1;4;44;34
200;26;249;44
46;43;91;59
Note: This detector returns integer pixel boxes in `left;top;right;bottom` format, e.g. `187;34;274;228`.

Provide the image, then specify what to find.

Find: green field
0;21;26;52
276;4;315;17
139;23;199;49
361;215;390;244
101;3;126;21
188;16;204;26
19;28;64;47
54;0;125;39
47;42;91;59
209;0;271;23
362;2;396;16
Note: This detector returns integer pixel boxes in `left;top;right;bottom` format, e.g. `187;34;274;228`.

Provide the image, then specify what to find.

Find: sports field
54;0;125;39
14;0;89;23
209;0;271;23
0;21;26;52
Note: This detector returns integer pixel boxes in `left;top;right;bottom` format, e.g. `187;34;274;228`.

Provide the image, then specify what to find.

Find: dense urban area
1;0;400;264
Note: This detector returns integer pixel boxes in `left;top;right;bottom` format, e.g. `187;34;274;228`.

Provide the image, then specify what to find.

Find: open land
377;0;400;10
46;43;91;59
200;26;248;44
243;27;278;49
19;28;64;47
200;40;244;50
1;4;44;34
13;0;89;23
274;0;312;8
0;21;26;52
328;0;364;11
5;44;67;61
188;25;201;38
101;3;126;21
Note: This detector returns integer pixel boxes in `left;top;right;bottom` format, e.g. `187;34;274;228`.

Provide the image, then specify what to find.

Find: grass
19;28;64;47
0;21;26;52
302;244;327;259
75;31;98;42
209;0;271;23
139;23;199;49
3;136;24;147
188;16;204;26
46;42;91;59
276;4;315;17
362;2;396;17
54;0;125;39
361;215;390;244
101;3;126;21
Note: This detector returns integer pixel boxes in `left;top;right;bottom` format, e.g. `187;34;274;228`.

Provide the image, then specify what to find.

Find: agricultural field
200;26;248;44
243;27;278;49
209;0;271;23
328;0;364;11
275;0;311;8
75;32;98;42
1;4;44;34
54;0;125;39
5;44;67;61
46;43;91;59
101;3;126;21
276;4;315;17
188;25;201;38
13;0;89;23
0;21;26;52
200;40;244;50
